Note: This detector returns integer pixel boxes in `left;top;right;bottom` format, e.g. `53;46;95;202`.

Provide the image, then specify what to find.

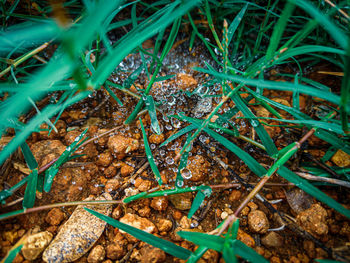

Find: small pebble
248;210;269;234
87;245;105;263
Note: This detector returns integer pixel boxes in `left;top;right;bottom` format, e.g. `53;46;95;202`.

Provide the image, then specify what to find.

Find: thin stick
0;42;51;78
0;200;123;221
324;0;349;20
296;172;350;188
215;128;316;235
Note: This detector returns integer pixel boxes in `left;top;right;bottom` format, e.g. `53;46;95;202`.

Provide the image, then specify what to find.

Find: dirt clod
297;204;328;236
140;245;166;263
87;245;105;263
150;197;168;211
248;210;270;234
46;208;65;226
261;232;284;247
22;231;53;261
106;243;125;260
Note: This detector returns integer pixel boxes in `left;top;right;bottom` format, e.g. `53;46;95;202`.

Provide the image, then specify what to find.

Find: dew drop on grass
251;120;259;127
177;180;184;187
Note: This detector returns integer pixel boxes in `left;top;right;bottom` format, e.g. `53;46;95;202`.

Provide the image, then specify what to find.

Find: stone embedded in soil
42;193;112;263
87;245;105;263
150;196;168;211
228;190;242;202
119;213;156;234
237;229;255;248
156;219;172;232
149;134;165;144
120;163;134;177
30;140;66;167
107;135;139;157
22;231;53;260
187;155;209;182
64;130;83;145
176;73;198;89
45;208;65;226
96;152;112;167
331;149;350;167
179;216;191;229
104;178;120;193
261;232;284;247
106;243;125;260
140;245;166;263
296;203;328;236
285;188;314;214
134;177;151;192
168;192;192;210
103;166;117;178
248;210;269;234
112;206;123;220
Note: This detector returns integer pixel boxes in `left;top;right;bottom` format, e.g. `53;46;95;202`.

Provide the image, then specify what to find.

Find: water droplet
165;157;174;165
251;120;259;127
191;221;199;228
181;168;192;179
177;180;184;187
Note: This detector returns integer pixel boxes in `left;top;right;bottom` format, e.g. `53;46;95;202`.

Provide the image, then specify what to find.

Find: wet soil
1;41;350;263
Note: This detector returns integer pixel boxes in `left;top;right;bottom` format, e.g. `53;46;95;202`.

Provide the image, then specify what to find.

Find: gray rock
42;193;112;263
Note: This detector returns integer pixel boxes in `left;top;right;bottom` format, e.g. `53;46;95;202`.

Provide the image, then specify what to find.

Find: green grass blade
85;208;192;260
187;246;209;263
123;65;144;89
23;169;38;208
140;118;162;185
195;68;342;106
104;85;123;106
231;239;269;263
20;142;38;170
0;21;58;55
160;17;181;61
160;123;196;147
176;115;267;177
231;93;278;156
277;45;346;61
177;231;224;252
226;4;248;47
314;129;350;155
340;42;350;134
278;166;350;218
145;95;161;135
223;242;237;263
266;1;295;61
188;186;212;219
3;244;23;263
292;0;347;50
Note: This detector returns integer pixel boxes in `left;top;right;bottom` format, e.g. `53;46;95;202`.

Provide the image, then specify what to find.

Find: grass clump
0;0;350;262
